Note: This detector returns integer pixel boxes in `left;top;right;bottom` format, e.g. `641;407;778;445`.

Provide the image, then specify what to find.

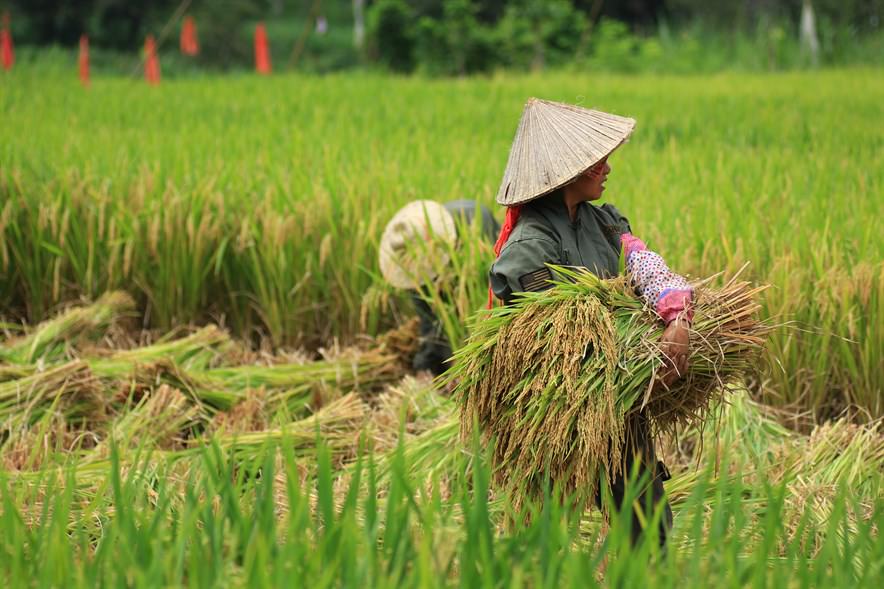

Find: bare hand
656;317;691;389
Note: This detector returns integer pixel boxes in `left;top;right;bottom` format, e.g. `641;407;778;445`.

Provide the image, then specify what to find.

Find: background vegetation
2;0;882;74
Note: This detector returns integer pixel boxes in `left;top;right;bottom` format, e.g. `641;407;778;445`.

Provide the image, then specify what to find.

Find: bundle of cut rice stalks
447;266;769;512
185;350;401;412
0;360;101;426
208;393;369;466
89;325;232;379
90;384;206;458
0;292;135;365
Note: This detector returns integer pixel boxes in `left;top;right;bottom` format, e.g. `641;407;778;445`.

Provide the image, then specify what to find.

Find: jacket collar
530;188;595;226
529;188;568;215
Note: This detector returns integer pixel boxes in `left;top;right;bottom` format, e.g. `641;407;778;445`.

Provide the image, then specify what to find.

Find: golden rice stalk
0;364;35;382
1;412;73;472
90;384;206;458
779;419;883;559
448;267;770;513
373;317;421;370
369;417;463;490
790;418;884;496
369;375;453;452
208;387;269;434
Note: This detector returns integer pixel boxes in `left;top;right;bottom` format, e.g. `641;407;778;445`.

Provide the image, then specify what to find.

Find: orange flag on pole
180;16;198;56
78;35;90;86
1;12;14;71
144;35;160;85
254;23;271;74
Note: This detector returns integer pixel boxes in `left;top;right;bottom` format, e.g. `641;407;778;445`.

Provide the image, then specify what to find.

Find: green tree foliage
494;0;586;70
2;0;881;73
583;18;654;72
188;0;268;69
366;0;416;72
5;0;181;48
4;0;270;70
665;0;882;32
414;0;495;75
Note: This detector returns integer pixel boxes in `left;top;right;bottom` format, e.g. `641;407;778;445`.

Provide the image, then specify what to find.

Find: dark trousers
595;412;673;548
410;292;453;376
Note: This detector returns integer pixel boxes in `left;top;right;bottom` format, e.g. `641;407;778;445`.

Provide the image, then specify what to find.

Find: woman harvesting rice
379;200;499;376
488;98;693;547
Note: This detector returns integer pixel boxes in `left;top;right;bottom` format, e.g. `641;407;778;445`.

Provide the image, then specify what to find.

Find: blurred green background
2;0;882;75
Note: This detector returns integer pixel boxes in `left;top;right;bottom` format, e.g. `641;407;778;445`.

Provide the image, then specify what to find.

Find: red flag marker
78;35;90;86
180;16;199;56
144;35;160;85
254;23;271;74
1;12;14;71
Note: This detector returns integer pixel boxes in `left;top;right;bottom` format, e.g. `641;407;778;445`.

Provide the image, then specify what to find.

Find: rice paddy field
0;67;882;586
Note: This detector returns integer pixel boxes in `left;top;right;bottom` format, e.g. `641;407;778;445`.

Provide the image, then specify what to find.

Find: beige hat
379;200;458;289
496;98;636;206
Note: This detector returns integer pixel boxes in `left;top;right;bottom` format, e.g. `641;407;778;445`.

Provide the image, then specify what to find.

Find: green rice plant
1;427;882;587
5;377;877;578
1;69;880;418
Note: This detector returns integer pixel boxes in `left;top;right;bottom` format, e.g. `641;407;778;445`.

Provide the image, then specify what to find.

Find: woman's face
570;157;611;202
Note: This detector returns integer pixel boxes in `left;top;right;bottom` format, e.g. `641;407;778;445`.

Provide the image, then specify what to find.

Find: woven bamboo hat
379;200;458;289
496;98;636;206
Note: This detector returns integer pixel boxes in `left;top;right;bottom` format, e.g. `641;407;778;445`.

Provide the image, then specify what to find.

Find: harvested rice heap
448;266;769;511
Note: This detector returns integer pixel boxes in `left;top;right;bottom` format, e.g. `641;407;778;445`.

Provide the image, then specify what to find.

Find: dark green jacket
489;190;631;305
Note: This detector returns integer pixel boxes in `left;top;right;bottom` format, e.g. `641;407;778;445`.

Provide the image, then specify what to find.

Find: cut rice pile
447;266;770;511
0;292;405;473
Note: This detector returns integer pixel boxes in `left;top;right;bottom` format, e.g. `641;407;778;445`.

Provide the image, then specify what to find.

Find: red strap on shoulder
487;205;522;309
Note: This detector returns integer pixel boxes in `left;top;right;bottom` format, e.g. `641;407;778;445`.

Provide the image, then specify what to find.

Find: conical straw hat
379;200;458;290
496;98;636;206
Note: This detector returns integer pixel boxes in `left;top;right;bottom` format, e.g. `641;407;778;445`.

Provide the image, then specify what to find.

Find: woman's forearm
622;233;694;323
